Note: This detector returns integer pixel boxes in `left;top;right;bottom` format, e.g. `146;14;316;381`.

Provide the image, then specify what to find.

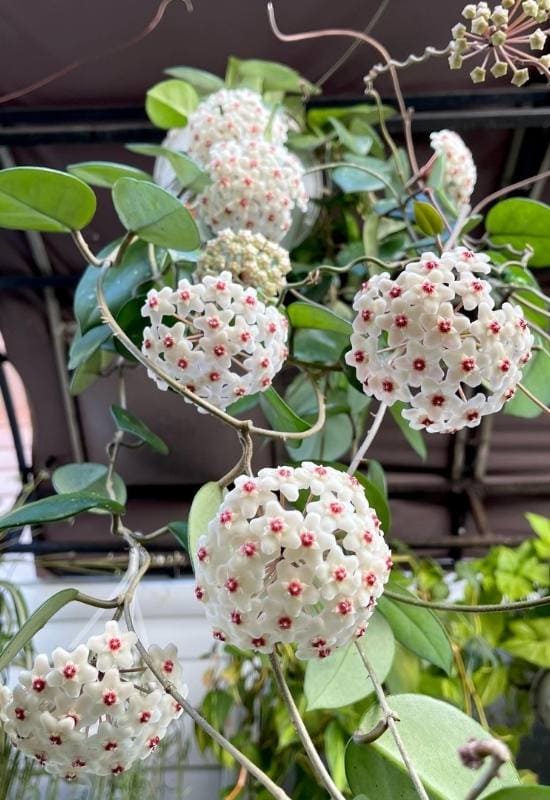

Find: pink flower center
394;314;408;328
300;531;315;547
163;659;174;674
148;736;161;750
329;502;344;515
389;286;402;298
251;636;266;648
220;510;233;525
49;735;63;746
471;281;484;292
163;335;174;348
382;379;394;393
499;359;511;372
362;309;372;322
179;290;190;302
337;599;353;615
213;344;226;357
354;350;365;363
413;357;426;371
63;664;77;679
177;358;188;369
207;317;220;329
438;320;452;333
231;610;243;625
213;631;226;641
269;518;285;533
103;691;117;707
278;617;293;630
108;638;122;652
287;580;303;597
431;394;446;407
225;577;239;593
334;566;347;582
467;410;480;421
195;585;205;600
32;678;46;693
488;321;501;335
242;481;257;494
197;547;208;562
139;711;151;724
363;530;373;544
461;357;476;372
15;707;25;720
104;741;118;752
422;281;435;295
364;571;377;587
240;541;257;557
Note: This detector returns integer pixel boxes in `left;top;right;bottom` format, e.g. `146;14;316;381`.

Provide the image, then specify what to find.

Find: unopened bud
511;67;530;86
470;66;487;83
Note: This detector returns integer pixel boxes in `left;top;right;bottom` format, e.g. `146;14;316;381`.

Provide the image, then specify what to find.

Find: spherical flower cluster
450;1;550;86
0;622;186;781
141;270;288;410
345;247;533;434
194;229;291;301
153;88;289;193
430;130;477;207
194;463;392;660
196;139;309;243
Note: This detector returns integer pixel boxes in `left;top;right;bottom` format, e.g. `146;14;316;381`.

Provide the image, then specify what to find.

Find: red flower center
300;531;315;547
63;664;77;679
413;357;426;371
108;638;122;652
278;617;293;630
287;580;303;597
438;320;452;333
103;691;117;707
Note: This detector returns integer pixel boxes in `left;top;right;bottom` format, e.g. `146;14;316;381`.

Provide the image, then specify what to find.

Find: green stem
385;588;550;613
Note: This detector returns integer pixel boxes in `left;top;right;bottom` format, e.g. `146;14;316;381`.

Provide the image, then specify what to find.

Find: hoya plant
0;1;549;798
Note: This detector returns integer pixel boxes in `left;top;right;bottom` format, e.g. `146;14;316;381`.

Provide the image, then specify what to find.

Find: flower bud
470;65;487;83
511;67;530;85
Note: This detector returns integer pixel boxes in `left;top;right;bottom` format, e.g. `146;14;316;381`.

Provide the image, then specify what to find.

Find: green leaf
294;328;349;365
367;460;387;498
505;351;550;419
145;79;199;129
287;302;352;336
168;520;188;552
112;178;200;251
0;492;125;535
324;721;348;792
353;470;391;534
69;349;115;395
332;165;387;194
389;402;427;460
304;612;395;710
347;694;520;800
289;414;354;462
427;153;446;191
414;201;445;236
485;789;550;800
68;325;111;370
52;463;127;506
307;104;394;129
330;117;372;156
501;264;548;330
74;239;152;333
237;59;316;94
287;133;329;150
377;590;453;674
0;589;80;671
67;161;152;188
126;144;210;191
110;405;168;454
163;66;224;93
188;482;223;572
486;198;550;267
501;619;550;667
259;387;310;451
0;167;96;232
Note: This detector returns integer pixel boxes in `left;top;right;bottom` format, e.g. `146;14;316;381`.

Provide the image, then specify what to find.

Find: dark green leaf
67;161;152;188
112;295;148;361
0;167;96;232
0;589;80;671
305;613;395;710
347;694;520;800
112;178;200;250
287;302;352;336
501;264;548;330
390;402;427;460
289;414;354;462
414;201;445;236
259;387;310;449
377;588;453;674
354;471;391;534
485;789;550;800
486;198;550;267
367;460;387;498
74;239;152;333
69;349;115;395
126;144;210;191
332;165;387;194
505;351;550;419
188;482;223;571
68;325;111;370
287;133;330;150
293;328;349;365
0;492;124;535
163;66;224;93
227;393;260;416
52;463;127;506
324;721;348;792
168;521;188;552
110;404;169;454
145;79;199;129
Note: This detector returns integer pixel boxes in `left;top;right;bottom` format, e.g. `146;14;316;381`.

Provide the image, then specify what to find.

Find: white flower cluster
194;464;392;660
450;1;550;86
196;139;309;243
430;130;477;207
345;248;533;434
0;622;186;781
184;88;288;167
194;229;291;301
141;270;288;410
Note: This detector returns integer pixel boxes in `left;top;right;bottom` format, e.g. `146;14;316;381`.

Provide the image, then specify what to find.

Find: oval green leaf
377;589;453;674
0;589;80;671
126;144;210;191
110;404;169;454
168;520;188;552
68;325;112;370
414;201;445;236
486;789;550;800
305;612;395;710
287;302;352;336
0;167;96;232
486;198;550;267
347;694;520;800
390;402;427;460
188;482;223;572
164;66;224;93
145;79;199;129
332;165;387;194
67;161;152;188
112;178;200;251
0;492;125;535
52;463;127;506
237;59;315;94
505;351;550;419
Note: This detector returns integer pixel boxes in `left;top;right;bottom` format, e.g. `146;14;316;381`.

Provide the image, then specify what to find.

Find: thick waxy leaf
259;386;310;442
390;402;427;460
305;612;395;710
168;520;188;552
68;325;111;370
112;178;200;251
377;587;453;674
289;414;354;462
145;79;199;129
505;351;550;419
486;198;550;267
501;264;548;330
0;167;96;232
0;589;80;671
330;117;372;156
324;721;348;791
332;165;387;194
486;789;550;800
69;349;115;396
110;404;169;454
52;463;127;506
237;59;316;93
287;302;352;336
67;161;152;188
188;482;223;572
501;619;550;667
126;144;209;190
414;201;445;236
74;239;152;333
0;492;124;535
163;66;224;93
347;694;520;800
307;104;394;129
